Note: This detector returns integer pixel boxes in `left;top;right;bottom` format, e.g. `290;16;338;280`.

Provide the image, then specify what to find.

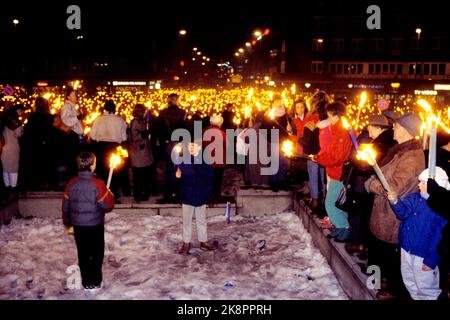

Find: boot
200;241;216;251
177;242;191;255
334;228;351;243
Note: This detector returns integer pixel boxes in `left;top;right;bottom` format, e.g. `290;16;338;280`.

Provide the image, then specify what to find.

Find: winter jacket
391;192;447;269
299;114;320;155
158;105;186;143
203;125;228;168
62;171;115;227
128;118;153;168
318;119;333;153
1;124;23;173
291;114;308;156
365;139;425;244
221;110;236;131
427;179;450;258
260;115;289;143
61;100;83;136
177;156;214;207
317;119;352;181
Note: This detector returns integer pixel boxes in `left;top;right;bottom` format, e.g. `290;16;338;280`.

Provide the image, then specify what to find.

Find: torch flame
356;144;377;166
417;99;431;113
248;88;254;101
341;117;351;130
268;108;275;120
359;91;367;108
290;84;296;96
430;114;450;134
109;146;129;169
281;140;294;157
244;105;251;119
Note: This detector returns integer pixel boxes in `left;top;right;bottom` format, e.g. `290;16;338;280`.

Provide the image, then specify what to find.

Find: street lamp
13;19;19;26
179;29;187;36
415;28;422;38
415;28;422;46
238;48;244;53
254;30;262;38
245;42;251;48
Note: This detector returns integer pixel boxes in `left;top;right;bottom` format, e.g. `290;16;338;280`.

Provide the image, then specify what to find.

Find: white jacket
61;100;83;136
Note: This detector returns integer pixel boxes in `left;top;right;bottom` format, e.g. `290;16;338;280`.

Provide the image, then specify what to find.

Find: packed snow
0;211;348;300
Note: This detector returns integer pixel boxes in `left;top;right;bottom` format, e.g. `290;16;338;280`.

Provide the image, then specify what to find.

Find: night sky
0;1;448;66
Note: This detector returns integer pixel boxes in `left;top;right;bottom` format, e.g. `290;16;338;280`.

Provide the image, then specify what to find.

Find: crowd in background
0;87;449;300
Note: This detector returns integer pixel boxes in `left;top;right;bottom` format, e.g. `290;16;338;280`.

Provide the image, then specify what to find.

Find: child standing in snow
175;141;215;254
387;167;449;300
62;152;114;290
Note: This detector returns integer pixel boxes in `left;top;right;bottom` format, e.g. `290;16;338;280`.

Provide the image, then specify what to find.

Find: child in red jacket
316;102;352;242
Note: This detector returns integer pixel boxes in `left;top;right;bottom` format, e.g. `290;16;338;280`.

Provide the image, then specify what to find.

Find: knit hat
367;115;389;127
395;112;422;137
419;167;450;190
210;115;224;126
382;110;401;122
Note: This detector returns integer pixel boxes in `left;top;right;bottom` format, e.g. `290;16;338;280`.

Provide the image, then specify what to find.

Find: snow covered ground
0;211;347;300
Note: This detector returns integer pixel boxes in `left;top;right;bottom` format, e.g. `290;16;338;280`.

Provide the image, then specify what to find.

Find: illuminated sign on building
112;81;147;86
353;84;384;89
414;90;438;96
434;84;450;91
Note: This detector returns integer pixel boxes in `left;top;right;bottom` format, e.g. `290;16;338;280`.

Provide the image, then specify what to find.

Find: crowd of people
0;87;449;299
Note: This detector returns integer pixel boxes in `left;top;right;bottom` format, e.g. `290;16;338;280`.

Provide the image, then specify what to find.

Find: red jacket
203;125;228;168
317;119;352;181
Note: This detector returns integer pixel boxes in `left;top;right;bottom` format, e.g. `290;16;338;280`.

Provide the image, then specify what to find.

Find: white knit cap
419;167;450;190
210;115;224;126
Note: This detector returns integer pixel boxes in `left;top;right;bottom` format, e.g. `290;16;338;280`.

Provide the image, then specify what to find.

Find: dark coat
260;115;289;143
62;171;115;226
298;114;320;155
158;105;187;143
177;156;214;207
427;179;450;258
351;129;397;176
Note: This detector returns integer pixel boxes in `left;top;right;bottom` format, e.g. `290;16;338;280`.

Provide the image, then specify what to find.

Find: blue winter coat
176;155;214;207
390;192;448;269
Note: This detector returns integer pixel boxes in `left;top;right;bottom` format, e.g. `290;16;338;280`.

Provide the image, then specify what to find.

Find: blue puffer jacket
390;192;448;269
62;171;115;227
176;155;214;207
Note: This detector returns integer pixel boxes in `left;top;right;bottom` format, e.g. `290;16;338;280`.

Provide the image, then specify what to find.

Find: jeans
306;159;326;200
324;177;349;229
73;224;105;287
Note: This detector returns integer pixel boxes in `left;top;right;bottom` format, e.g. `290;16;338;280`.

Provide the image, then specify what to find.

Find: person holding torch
364;112;425;300
386;167;448;300
62;152;114;291
313;102;353;242
175;140;215;255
